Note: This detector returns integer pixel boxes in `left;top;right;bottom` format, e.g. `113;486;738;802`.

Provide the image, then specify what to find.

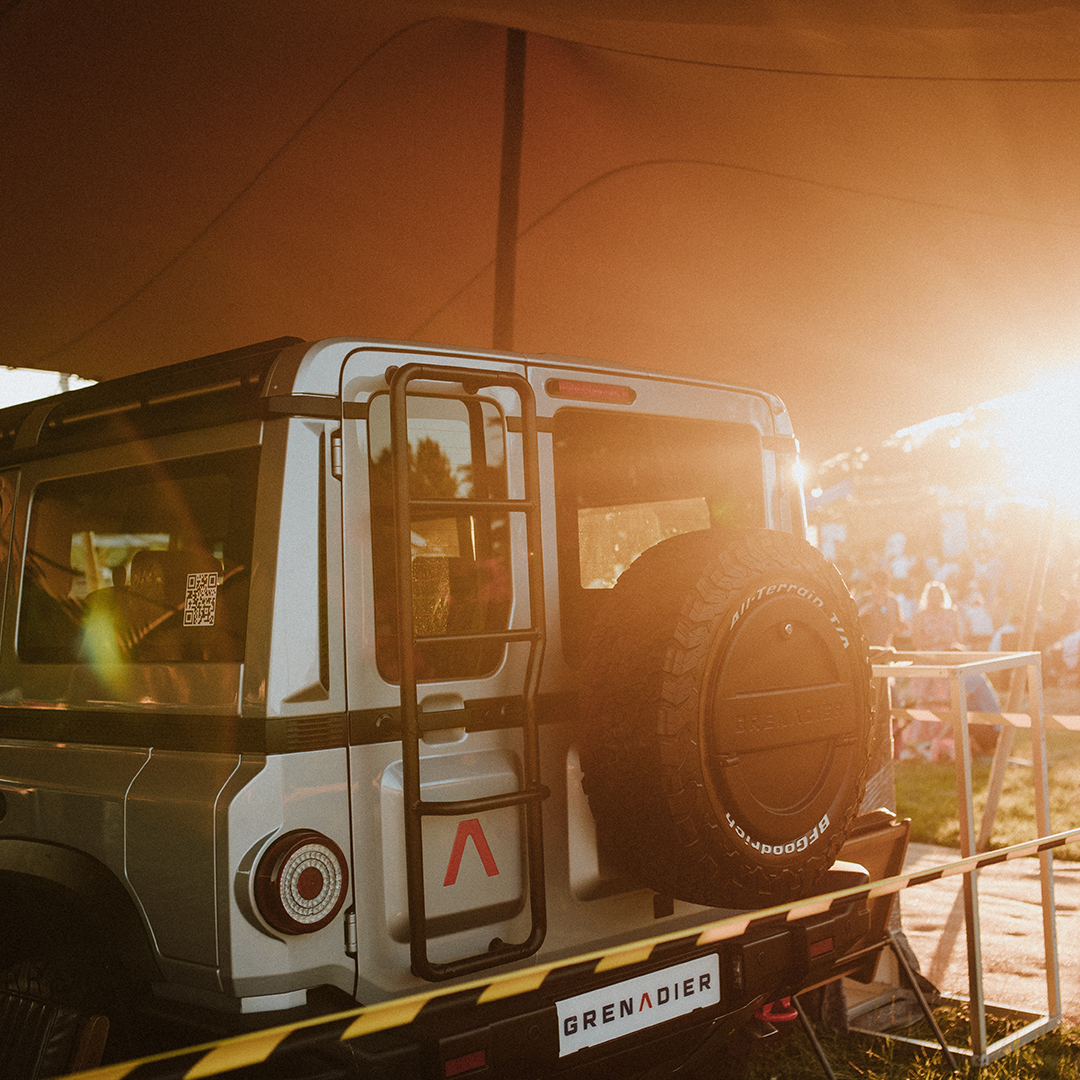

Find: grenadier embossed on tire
0;337;876;1077
579;528;872;909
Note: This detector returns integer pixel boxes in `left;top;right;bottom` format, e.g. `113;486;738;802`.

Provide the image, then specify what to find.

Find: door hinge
331;429;343;481
345;908;357;956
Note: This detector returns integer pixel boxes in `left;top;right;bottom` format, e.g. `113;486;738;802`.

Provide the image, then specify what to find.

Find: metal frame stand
869;651;1061;1068
800;930;962;1078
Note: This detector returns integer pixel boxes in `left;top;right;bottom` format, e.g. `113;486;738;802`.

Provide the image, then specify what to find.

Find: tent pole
493;27;526;353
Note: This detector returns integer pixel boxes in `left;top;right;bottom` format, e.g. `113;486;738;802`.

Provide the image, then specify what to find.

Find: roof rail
0;337;304;463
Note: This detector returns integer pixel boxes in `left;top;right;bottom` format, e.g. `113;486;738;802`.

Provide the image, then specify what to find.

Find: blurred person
909;581;964;702
989;614;1019;653
973;530;1004;611
899;580;1000;761
1045;629;1080;686
858;569;908;648
958;589;994;644
1048;577;1080;648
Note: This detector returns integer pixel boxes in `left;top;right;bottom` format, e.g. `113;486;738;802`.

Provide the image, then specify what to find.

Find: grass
744;1014;1080;1078
740;686;1080;1076
893;730;1080;859
894;687;1080;859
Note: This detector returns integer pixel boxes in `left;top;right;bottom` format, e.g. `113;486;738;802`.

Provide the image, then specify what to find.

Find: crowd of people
840;524;1080;763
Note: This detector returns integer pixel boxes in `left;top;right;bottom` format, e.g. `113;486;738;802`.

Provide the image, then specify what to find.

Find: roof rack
0;337;303;463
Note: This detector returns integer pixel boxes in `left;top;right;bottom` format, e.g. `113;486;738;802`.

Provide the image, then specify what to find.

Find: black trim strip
265;395;341;420
0;694;574;754
348;693;574;746
506;415;552;434
318;432;331;692
0;709;348;755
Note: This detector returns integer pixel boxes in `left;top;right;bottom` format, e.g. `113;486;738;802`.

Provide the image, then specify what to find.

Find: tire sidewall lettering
725;813;831;857
728;579;850;648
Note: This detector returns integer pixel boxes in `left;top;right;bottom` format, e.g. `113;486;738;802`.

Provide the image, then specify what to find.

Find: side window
367;393;511;682
17;449;258;665
553;409;766;661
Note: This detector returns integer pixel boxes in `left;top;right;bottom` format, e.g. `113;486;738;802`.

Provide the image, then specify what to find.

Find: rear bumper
138;880;872;1079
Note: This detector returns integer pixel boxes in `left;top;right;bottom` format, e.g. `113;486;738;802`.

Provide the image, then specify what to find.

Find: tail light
254;829;348;934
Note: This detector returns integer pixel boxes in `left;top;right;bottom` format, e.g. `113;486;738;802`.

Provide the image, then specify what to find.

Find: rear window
367;393;512;683
17;449;257;665
553;409;765;660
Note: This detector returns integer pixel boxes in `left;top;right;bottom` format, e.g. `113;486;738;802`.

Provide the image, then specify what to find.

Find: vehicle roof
0;336;790;464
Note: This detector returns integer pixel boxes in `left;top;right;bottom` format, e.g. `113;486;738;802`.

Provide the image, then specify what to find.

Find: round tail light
255;830;348;934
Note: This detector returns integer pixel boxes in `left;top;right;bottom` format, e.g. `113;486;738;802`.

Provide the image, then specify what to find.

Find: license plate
556;953;721;1057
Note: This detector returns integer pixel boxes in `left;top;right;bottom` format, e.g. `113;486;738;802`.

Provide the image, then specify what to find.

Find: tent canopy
5;1;1080;462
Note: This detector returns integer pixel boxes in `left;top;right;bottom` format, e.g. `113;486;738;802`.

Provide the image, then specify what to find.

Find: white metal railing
874;650;1061;1067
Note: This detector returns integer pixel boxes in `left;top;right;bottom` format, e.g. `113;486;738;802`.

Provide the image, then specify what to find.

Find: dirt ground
900;841;1080;1024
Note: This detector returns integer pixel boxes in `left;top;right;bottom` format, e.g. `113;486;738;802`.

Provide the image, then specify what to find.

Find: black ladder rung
407;496;537;514
413;627;540;647
423;932;545;982
414;785;550;817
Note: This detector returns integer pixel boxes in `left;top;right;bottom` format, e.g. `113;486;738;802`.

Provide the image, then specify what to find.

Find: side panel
379;747;526;944
219;749;355;1003
248;417;347;718
126;749;243;971
0;740;148;883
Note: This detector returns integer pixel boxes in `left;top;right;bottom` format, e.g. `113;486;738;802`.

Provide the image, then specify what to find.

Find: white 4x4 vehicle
0;338;874;1076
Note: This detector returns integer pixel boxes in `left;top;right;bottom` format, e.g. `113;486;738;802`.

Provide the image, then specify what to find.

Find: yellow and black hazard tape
69;826;1080;1080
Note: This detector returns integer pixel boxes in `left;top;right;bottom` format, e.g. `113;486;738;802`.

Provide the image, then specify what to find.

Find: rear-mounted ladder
388;363;548;981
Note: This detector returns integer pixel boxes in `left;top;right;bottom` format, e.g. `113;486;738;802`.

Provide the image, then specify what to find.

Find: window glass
554;409;766;659
18;450;257;665
577;498;711;589
0;474;17;636
367;394;511;682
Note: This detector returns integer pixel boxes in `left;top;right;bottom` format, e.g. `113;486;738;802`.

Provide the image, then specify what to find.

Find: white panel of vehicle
379;747;525;942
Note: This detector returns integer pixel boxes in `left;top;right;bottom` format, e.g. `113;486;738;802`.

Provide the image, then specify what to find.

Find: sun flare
987;367;1080;516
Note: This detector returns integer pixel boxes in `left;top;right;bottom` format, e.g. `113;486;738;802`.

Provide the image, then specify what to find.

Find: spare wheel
578;527;872;909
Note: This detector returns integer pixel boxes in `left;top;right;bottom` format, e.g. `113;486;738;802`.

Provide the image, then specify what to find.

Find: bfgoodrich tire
578;528;872;909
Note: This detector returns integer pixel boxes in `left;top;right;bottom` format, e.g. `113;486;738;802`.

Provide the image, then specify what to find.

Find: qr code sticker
184;571;218;627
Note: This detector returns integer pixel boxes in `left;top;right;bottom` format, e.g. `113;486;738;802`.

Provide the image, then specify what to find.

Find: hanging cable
577;36;1080;83
410;154;1080;337
30;18;438;367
